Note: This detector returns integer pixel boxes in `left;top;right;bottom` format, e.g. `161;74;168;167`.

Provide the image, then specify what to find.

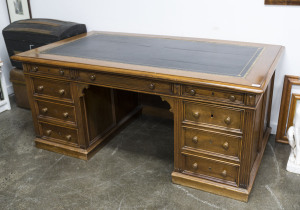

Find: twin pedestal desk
12;32;284;201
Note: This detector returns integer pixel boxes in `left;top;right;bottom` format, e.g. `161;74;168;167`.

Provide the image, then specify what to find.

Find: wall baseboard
6;84;13;95
270;121;277;135
0;100;11;112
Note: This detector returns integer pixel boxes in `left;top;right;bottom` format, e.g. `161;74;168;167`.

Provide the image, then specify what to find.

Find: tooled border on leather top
41;33;264;78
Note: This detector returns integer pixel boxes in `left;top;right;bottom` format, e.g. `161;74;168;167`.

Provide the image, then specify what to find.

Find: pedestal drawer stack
180;85;245;187
26;64;81;148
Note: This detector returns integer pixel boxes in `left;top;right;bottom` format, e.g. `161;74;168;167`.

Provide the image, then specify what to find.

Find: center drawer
36;100;76;124
78;71;173;95
183;127;241;160
184;101;244;131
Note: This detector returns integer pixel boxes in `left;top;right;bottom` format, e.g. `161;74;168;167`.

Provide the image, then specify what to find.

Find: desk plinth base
172;172;250;202
36;138;92;160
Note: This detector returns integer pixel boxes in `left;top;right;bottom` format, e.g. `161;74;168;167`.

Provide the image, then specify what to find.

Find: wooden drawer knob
90;74;96;81
59;69;64;76
65;135;72;141
192;163;198;169
221;170;227;177
190;89;196;96
229;95;236;102
37;85;44;92
58;89;65;95
32;66;39;72
41;107;48;114
224;116;231;125
192;112;200;119
192;136;198;144
222;142;229;150
149;83;155;90
63;112;69;118
46;130;52;136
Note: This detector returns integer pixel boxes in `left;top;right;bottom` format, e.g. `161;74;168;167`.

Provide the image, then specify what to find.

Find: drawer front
32;78;72;101
78;71;172;95
184;102;243;131
36;100;76;123
184;155;238;184
40;122;78;145
183;127;241;159
182;85;244;105
28;64;70;78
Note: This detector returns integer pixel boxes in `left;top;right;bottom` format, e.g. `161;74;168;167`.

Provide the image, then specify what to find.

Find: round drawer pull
90;74;96;81
149;83;155;90
192;112;200;119
65;135;72;141
32;66;39;72
190;89;196;96
41;107;48;114
63;112;69;118
46;130;52;136
224;116;231;125
59;69;64;76
221;170;227;177
222;142;229;150
229;95;236;102
192;163;198;169
58;89;65;95
192;136;198;144
37;85;44;92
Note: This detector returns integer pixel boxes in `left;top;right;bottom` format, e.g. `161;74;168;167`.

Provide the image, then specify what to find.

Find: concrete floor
0;97;300;210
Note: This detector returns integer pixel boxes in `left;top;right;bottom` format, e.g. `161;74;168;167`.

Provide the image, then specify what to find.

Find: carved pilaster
72;83;90;149
239;109;255;188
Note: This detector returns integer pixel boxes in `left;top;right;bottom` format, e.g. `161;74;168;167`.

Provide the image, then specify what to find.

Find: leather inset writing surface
42;34;263;77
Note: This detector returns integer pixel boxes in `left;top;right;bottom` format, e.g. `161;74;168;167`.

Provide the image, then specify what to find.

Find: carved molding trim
172;84;181;95
70;69;80;80
77;84;89;97
160;96;175;113
245;94;258;107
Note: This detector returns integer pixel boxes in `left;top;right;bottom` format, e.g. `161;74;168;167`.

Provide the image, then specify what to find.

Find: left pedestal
24;63;140;160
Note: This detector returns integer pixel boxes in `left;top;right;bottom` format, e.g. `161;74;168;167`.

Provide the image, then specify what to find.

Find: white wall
0;0;13;94
2;0;300;133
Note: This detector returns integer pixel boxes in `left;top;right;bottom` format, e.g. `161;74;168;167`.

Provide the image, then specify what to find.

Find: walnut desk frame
12;32;284;202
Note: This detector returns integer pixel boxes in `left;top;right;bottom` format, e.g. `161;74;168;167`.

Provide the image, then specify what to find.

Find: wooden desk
12;32;284;202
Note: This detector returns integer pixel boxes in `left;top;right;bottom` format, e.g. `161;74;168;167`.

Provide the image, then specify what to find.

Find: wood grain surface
12;32;284;201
